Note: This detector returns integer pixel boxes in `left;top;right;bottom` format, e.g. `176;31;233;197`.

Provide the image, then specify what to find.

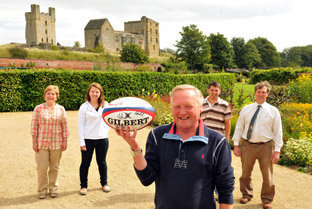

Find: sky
1;0;311;52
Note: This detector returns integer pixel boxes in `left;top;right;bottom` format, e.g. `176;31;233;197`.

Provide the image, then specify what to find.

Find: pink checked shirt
31;103;69;150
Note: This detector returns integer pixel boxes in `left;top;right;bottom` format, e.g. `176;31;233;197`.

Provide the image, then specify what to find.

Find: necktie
246;105;261;140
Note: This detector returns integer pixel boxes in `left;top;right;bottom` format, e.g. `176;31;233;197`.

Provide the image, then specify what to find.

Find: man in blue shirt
116;84;235;209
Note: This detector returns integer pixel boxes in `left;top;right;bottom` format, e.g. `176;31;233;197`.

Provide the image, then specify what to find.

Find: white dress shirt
232;102;283;152
78;101;110;146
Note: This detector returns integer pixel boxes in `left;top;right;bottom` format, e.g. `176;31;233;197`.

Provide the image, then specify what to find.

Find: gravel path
0;111;311;209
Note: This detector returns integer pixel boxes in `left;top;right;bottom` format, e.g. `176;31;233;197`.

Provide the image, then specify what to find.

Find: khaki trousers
240;139;275;203
35;149;62;194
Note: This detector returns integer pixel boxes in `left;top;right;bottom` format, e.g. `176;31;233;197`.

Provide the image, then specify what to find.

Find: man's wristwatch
130;147;143;157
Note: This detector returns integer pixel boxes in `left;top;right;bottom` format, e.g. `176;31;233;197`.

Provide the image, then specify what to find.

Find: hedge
0;69;235;112
249;67;312;84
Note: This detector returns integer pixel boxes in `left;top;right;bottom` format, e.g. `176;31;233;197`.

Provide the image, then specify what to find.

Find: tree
247;37;280;68
162;48;176;55
243;42;262;69
175;24;210;71
281;45;312;67
209;33;234;70
231;37;261;69
231;37;246;68
120;42;148;64
74;41;81;48
281;47;303;67
301;45;312;67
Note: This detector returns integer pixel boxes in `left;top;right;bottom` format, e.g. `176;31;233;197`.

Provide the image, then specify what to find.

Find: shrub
266;85;290;107
161;61;187;74
9;46;28;58
120;42;148;64
287;74;312;103
279;103;312;140
229;108;241;149
233;87;253;108
249;67;312;85
26;61;36;68
51;45;59;51
285;133;312;167
135;65;152;72
140;91;173;126
9;62;17;68
0;69;235;112
94;43;105;54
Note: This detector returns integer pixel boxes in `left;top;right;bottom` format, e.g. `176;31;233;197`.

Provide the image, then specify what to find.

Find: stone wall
85;16;160;57
0;57;162;71
25;4;56;45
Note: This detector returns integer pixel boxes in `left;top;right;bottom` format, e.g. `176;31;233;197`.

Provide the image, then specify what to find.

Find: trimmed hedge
249;67;312;84
0;69;235;112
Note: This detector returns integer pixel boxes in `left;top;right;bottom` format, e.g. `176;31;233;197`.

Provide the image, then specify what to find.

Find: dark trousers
79;138;109;188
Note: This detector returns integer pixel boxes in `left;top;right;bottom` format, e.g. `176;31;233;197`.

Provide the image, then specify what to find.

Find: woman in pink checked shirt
30;85;69;199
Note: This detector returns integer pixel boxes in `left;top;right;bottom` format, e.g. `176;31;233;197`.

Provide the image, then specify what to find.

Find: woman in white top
78;83;111;195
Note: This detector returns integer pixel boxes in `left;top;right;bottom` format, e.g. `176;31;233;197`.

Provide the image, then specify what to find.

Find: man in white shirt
232;81;283;209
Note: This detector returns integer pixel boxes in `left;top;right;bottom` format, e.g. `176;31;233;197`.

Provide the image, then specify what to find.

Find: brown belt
244;139;271;145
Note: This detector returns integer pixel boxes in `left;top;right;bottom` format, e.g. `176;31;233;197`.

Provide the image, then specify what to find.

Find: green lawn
232;83;255;107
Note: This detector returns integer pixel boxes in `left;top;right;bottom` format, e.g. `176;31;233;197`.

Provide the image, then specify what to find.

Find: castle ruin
84;16;160;56
24;4;160;56
25;4;56;46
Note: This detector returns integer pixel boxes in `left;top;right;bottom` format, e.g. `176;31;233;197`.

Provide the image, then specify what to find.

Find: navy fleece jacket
135;120;235;209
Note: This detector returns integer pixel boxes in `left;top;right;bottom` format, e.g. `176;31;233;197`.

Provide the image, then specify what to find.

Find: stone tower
25;4;56;45
85;16;160;57
124;16;160;56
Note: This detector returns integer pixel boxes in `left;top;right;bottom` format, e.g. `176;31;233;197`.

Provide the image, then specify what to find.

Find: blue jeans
79;138;109;188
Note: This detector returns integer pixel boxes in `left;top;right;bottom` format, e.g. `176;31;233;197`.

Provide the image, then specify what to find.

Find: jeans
79;138;109;188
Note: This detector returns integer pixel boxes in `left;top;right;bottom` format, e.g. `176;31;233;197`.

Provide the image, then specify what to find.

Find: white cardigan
78;101;110;146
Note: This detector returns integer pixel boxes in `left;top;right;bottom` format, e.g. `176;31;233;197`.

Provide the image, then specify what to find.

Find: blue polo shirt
135;119;235;209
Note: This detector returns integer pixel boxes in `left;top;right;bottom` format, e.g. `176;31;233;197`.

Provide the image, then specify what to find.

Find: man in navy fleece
116;84;235;209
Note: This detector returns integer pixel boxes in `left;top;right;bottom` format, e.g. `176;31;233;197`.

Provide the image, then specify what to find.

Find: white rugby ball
102;97;155;131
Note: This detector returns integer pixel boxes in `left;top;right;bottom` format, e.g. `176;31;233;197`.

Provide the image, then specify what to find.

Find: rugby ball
102;97;155;131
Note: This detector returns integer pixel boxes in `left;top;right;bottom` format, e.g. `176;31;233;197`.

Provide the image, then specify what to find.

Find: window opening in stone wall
45;29;48;34
156;30;158;34
116;48;119;51
45;20;47;25
46;37;49;43
122;36;126;46
156;38;158;42
41;38;43;42
153;45;155;50
150;29;152;33
150;37;152;42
